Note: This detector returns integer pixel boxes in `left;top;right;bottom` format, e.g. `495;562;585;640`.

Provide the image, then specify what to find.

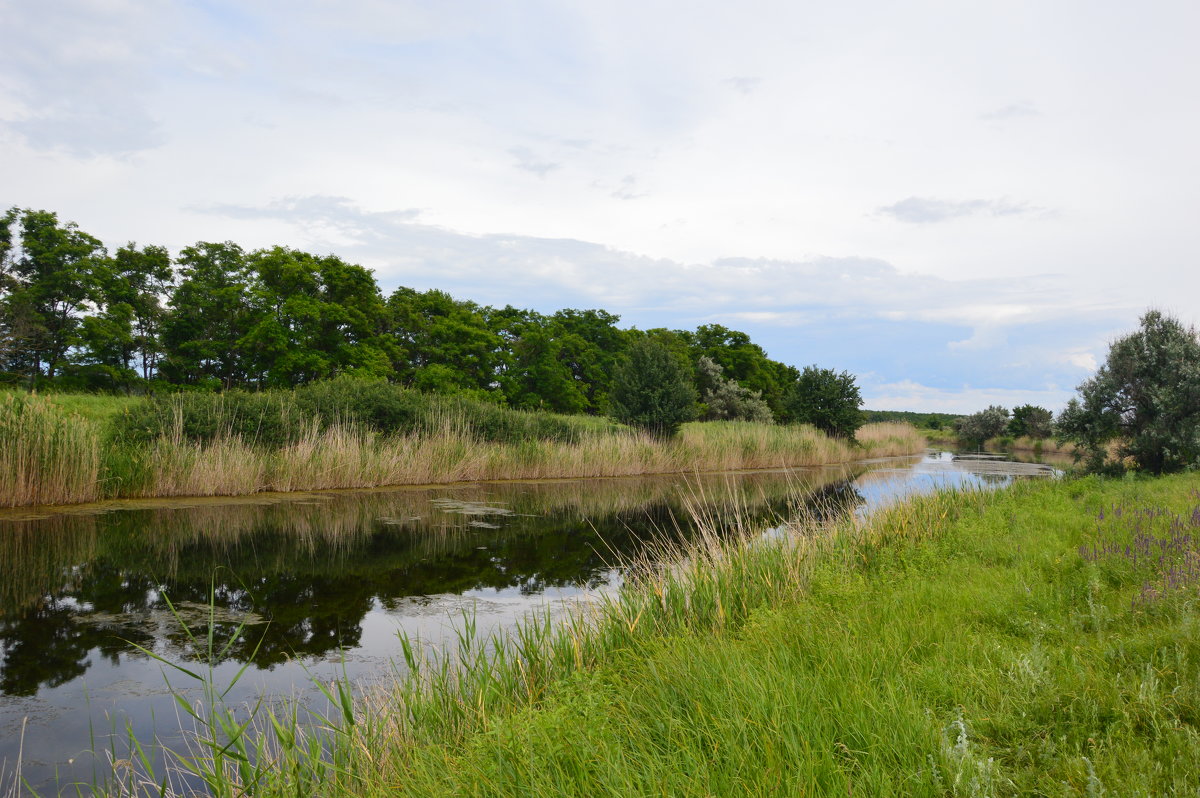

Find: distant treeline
861;410;962;430
0;207;814;421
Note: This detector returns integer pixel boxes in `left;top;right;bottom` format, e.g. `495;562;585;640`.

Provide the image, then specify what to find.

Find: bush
954;406;1009;448
1008;404;1053;439
112;377;610;447
695;356;773;423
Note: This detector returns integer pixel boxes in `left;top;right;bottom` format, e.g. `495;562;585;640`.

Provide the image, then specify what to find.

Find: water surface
0;449;1055;791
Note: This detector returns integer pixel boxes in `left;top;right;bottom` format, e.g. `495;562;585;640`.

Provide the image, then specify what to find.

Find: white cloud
877;197;1040;225
862;379;1075;414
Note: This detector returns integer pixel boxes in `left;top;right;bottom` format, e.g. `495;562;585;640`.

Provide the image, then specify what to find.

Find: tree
685;323;794;417
72;242;174;388
1008;404;1053;439
784;366;864;438
1057;310;1200;473
696;355;773;423
1;209;106;383
387;288;504;398
610;338;697;437
954;406;1010;448
159;242;256;388
240;247;395;386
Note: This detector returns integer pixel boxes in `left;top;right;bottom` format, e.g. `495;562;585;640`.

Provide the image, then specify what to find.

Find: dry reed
0;393;102;507
2;400;927;507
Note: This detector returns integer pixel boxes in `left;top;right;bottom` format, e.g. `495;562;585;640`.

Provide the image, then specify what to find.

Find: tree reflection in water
0;466;865;696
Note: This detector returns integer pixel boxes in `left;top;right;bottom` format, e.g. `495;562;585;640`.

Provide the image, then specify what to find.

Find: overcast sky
3;0;1198;412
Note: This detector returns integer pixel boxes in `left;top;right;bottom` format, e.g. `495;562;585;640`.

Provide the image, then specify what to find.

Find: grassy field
0;390;925;508
95;472;1200;796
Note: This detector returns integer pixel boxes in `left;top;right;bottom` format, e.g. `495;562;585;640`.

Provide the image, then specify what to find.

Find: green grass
95;473;1200;796
22;390;141;425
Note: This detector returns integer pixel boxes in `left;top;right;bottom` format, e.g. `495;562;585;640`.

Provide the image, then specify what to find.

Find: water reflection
0;451;1051;790
0;466;863;700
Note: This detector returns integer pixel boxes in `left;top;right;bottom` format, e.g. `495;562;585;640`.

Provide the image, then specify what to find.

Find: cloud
861;379;1075;414
878;196;1038;224
610;175;645;201
0;0;169;157
508;147;561;178
979;101;1040;121
725;76;761;95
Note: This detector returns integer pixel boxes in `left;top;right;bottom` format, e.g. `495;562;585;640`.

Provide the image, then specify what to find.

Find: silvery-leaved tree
1057;310;1200;474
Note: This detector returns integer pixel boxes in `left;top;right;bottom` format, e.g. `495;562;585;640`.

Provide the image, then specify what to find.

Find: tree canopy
783;366;864;438
1;206;872;434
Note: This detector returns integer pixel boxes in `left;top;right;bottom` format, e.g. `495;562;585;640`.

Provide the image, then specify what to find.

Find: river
0;448;1059;792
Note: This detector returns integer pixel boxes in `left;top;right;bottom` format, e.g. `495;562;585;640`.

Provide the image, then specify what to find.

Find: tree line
0;207;865;435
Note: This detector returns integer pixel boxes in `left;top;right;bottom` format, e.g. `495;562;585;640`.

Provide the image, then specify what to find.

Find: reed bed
0;393;102;506
89;472;1200;797
0;391;926;507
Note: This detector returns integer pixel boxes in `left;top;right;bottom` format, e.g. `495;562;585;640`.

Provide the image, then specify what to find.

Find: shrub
954;406;1009;448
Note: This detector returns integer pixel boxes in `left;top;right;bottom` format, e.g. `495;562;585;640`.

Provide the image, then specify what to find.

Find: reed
0;388;926;507
0;393;102;507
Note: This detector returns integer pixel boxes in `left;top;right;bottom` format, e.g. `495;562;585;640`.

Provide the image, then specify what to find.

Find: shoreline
0;447;927;521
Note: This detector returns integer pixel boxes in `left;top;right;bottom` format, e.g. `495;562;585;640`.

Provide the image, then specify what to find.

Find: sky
2;0;1198;413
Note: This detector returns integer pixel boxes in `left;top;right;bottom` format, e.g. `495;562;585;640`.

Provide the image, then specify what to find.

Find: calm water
0;449;1057;791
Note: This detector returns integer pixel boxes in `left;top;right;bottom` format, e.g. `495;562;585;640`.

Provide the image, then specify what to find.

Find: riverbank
0;392;925;508
117;471;1200;795
924;426;1077;458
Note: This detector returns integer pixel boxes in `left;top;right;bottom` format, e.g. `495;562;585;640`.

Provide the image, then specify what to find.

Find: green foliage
159;241;256;388
783;365;863;438
695;355;773;423
1058;311;1200;474
610;339;697;437
953;405;1009;447
112;378;608;448
1008;403;1053;439
242;247;396;386
862;409;962;430
1;208;107;381
685;323;797;417
1;206;823;428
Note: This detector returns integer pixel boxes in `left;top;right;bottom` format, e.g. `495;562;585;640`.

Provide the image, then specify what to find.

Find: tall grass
1;386;926;507
88;473;1200;796
0;393;101;507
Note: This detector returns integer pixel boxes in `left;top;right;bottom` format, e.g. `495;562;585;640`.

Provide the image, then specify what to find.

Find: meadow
91;470;1200;796
0;388;924;508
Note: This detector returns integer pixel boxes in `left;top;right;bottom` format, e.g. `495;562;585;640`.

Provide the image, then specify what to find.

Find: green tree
1057;310;1200;473
1;208;106;383
1008;404;1053;439
549;308;627;413
505;323;587;414
159;242;257;388
72;242;174;388
954;405;1010;448
686;323;793;417
784;366;864;438
610;338;697;437
240;247;396;386
387;288;505;398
